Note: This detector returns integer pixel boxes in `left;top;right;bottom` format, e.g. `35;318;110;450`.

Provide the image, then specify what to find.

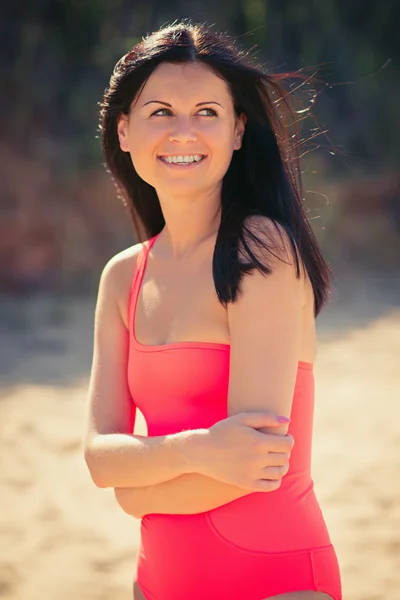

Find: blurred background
0;2;399;599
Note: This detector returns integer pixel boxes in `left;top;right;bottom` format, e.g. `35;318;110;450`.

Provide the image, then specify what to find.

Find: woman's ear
117;115;130;152
233;113;246;151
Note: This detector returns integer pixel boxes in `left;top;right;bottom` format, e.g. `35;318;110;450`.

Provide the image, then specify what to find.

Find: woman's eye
152;108;173;116
151;108;217;117
197;108;217;117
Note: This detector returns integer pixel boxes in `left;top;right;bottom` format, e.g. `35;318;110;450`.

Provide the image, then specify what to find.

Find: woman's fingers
263;451;291;467
255;431;294;453
262;463;290;479
253;478;282;492
238;411;291;429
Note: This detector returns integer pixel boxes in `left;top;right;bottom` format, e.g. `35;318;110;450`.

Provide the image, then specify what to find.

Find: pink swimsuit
128;235;342;600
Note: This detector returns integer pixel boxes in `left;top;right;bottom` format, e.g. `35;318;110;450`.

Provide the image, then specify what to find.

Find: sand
0;271;399;600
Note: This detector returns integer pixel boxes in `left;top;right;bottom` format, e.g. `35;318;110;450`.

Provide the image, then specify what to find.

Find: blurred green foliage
2;0;399;173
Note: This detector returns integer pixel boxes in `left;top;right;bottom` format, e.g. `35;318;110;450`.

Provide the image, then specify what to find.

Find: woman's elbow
114;488;142;518
83;443;110;489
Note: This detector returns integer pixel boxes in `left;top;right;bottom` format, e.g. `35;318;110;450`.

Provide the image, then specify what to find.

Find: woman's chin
155;180;214;197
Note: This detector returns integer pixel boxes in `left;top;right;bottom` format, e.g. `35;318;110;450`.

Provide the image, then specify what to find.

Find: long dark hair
99;20;332;316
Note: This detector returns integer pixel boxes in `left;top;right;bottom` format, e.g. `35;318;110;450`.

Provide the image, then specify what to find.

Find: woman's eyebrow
142;100;223;107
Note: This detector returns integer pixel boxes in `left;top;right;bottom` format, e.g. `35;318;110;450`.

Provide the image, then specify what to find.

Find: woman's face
117;61;245;198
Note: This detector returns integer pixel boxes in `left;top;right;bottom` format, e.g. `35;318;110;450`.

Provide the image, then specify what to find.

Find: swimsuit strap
127;234;159;332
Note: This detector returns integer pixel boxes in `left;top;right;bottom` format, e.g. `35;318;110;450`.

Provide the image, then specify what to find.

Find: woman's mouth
158;154;207;167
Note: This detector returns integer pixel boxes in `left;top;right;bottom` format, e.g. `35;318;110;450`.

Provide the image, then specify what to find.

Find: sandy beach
1;270;399;600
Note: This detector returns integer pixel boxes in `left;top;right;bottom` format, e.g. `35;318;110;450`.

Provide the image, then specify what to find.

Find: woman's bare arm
83;247;210;488
114;475;257;518
115;439;290;518
114;217;303;516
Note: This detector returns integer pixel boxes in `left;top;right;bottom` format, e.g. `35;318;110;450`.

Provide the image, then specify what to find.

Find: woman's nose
168;118;197;143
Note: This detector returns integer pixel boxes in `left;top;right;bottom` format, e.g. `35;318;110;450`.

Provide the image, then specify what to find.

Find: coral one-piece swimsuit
127;234;342;600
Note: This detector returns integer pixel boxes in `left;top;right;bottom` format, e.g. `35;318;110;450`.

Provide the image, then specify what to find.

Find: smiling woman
84;19;341;600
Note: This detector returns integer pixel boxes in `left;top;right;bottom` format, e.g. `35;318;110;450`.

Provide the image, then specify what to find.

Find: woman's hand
187;412;294;492
114;412;294;518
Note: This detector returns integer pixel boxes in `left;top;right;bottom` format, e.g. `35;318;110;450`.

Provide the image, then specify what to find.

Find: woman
83;20;342;600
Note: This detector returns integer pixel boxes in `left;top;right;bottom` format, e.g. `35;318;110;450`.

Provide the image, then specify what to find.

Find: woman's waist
140;486;331;554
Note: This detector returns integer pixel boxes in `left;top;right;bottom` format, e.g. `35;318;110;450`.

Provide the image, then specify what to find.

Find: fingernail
277;416;291;423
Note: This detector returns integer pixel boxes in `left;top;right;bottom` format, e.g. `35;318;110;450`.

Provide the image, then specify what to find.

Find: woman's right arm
83;248;208;489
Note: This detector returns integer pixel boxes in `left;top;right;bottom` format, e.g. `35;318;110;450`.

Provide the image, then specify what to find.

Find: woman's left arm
115;218;306;517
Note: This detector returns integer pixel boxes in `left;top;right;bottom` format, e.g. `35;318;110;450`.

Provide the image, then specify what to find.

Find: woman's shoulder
240;214;311;305
96;242;146;322
100;242;144;285
240;215;301;269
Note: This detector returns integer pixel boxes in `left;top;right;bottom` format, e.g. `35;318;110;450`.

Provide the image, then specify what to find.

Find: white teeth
161;154;204;164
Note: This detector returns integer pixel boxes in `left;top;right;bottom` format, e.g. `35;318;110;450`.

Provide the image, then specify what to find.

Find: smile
158;154;207;167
